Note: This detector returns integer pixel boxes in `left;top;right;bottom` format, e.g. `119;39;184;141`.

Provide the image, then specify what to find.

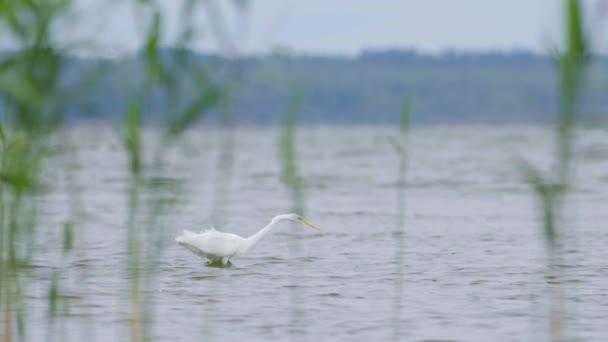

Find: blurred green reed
279;86;309;337
520;0;587;340
391;98;409;341
123;2;227;340
208;104;236;229
0;1;226;341
280;87;308;215
124;100;145;341
0;2;71;340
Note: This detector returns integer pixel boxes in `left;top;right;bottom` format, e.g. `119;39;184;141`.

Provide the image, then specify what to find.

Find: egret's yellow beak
299;218;321;231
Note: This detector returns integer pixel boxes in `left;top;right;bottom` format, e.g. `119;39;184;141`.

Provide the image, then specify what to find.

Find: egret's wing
176;230;243;259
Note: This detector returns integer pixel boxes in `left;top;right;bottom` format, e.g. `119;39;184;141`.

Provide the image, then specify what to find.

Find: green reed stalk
280;88;308;215
392;98;410;341
549;1;585;339
522;1;586;340
0;2;73;340
123;101;145;342
0;1;228;341
0;129;45;342
279;87;308;336
122;3;227;340
208;105;236;229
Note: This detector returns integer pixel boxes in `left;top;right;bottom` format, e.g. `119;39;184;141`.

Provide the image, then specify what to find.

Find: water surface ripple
23;126;608;341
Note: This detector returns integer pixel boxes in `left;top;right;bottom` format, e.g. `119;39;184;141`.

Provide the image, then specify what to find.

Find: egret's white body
175;214;320;266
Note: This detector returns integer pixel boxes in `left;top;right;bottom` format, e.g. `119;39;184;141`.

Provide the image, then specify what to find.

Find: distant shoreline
3;48;607;125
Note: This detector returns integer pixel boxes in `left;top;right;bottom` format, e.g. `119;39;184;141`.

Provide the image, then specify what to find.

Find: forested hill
63;50;608;125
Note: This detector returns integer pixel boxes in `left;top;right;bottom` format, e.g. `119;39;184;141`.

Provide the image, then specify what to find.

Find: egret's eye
297;216;303;220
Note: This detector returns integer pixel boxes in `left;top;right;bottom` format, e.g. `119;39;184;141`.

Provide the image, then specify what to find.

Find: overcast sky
65;0;607;56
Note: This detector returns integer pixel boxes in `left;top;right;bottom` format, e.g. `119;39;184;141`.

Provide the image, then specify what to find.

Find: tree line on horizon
41;49;608;125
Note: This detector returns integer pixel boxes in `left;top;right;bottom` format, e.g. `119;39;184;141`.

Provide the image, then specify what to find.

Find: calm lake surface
22;125;608;341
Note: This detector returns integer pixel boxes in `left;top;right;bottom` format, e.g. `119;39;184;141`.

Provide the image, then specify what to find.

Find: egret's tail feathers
175;230;197;243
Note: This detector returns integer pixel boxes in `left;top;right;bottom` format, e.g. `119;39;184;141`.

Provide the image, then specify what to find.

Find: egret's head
280;213;321;231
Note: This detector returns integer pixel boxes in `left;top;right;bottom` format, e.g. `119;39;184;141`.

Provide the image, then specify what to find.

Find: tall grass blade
392;98;409;341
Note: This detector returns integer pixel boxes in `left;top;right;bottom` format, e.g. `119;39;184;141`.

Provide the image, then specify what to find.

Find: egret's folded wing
177;231;243;257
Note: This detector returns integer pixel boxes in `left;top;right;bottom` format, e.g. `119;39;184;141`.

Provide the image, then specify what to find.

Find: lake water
17;125;608;341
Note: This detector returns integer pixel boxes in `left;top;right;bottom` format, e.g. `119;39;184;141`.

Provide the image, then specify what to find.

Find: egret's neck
240;219;281;253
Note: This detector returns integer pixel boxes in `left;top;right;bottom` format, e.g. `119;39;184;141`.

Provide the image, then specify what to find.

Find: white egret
175;213;321;266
